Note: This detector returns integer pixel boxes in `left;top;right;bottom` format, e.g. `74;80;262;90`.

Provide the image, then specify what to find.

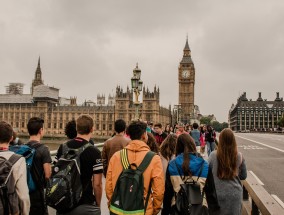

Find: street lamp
131;63;143;120
174;104;182;123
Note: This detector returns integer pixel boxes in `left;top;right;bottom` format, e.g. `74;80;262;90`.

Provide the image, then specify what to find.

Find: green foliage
199;117;228;132
278;117;284;127
200;117;212;125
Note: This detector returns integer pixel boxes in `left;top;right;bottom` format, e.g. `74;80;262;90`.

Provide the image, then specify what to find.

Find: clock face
182;70;190;78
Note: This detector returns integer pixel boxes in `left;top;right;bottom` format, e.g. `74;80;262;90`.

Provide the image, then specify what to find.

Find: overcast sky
1;0;284;122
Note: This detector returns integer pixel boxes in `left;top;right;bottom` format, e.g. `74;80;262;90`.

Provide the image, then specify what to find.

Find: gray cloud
1;0;284;122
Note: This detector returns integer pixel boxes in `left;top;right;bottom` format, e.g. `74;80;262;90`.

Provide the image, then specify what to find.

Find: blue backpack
9;143;41;193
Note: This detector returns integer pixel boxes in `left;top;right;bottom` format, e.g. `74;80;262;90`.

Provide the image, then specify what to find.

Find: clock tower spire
178;37;195;123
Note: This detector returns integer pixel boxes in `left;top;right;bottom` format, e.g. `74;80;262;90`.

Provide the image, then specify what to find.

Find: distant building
0;58;171;137
6;83;24;95
229;92;284;131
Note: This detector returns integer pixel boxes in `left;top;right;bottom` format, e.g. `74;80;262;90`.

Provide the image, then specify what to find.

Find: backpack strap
138;151;155;172
8;153;22;166
120;148;130;169
138;151;155;215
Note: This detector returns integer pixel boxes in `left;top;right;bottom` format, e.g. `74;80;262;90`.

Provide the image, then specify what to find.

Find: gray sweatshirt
1;151;30;215
208;151;247;215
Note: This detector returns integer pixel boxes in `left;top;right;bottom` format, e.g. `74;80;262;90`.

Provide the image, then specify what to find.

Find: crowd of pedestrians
0;116;247;215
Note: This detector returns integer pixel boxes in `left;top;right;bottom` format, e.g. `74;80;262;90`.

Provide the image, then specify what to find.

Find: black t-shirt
56;137;103;205
27;141;52;190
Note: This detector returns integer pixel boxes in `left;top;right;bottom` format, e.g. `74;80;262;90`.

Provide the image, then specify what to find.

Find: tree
278;117;284;127
200;117;212;126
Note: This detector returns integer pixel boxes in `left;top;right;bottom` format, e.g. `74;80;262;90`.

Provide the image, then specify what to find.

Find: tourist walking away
102;119;130;176
207;128;247;215
160;134;177;177
26;117;52;215
175;122;189;136
190;123;201;153
205;125;216;156
200;125;206;156
48;114;103;215
162;134;209;215
64;119;77;139
0;121;30;215
147;132;160;153
106;121;165;215
154;123;168;147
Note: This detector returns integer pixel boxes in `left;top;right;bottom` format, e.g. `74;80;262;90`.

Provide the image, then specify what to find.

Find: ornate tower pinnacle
31;56;44;94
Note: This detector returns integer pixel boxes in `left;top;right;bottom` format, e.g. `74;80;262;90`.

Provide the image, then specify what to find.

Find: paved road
234;133;284;204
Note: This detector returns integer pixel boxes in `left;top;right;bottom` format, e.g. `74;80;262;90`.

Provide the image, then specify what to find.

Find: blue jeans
207;141;216;157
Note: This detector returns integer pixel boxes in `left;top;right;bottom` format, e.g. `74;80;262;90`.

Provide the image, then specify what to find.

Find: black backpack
172;160;205;215
110;149;155;215
45;142;93;213
0;154;22;215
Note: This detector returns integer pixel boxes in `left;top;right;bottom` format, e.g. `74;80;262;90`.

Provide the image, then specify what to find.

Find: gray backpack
0;154;22;215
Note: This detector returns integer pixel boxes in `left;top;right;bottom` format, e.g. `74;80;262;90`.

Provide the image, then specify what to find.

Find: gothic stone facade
0;59;171;137
178;38;195;123
229;92;284;131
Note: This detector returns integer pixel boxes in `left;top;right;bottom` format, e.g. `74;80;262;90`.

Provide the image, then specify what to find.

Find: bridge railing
242;171;284;215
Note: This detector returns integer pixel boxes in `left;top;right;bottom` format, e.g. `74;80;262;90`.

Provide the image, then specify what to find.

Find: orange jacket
105;140;165;215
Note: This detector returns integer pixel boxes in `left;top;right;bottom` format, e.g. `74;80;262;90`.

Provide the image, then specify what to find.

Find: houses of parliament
0;38;197;136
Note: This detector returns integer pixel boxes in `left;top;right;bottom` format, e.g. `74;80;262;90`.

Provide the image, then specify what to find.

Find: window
54;123;57;129
109;124;112;130
103;124;106;130
96;124;100;130
60;123;63;129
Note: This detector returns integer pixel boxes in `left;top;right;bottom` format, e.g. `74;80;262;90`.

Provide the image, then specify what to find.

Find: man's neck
76;134;91;142
29;135;41;142
0;143;9;149
116;131;125;136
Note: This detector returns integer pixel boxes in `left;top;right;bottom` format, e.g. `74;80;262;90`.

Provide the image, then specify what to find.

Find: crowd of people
0;116;247;215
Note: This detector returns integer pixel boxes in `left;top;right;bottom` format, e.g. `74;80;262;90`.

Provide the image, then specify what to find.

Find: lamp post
174;104;182;123
131;63;143;120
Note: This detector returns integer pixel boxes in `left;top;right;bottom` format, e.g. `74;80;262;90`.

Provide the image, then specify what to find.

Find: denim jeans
206;141;216;157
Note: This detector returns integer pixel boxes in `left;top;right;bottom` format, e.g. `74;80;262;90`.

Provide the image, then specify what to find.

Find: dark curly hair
64;119;77;139
127;121;147;140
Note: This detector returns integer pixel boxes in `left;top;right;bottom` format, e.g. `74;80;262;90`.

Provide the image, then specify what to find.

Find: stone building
0;58;171;137
229;92;284;131
178;37;196;123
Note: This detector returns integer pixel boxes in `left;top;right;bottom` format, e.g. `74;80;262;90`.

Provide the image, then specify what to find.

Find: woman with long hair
208;128;247;215
160;134;177;177
162;134;209;215
146;132;160;154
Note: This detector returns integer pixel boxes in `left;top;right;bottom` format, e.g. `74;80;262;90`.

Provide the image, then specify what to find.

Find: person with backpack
49;114;103;215
102;119;130;177
0;121;30;215
207;128;247;215
162;134;209;215
25;117;52;215
105;121;165;215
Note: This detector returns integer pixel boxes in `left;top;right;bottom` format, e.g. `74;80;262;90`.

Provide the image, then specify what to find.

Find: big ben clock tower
178;37;195;123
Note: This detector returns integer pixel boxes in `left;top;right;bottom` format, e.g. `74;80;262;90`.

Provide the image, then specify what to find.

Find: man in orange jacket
105;121;165;215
